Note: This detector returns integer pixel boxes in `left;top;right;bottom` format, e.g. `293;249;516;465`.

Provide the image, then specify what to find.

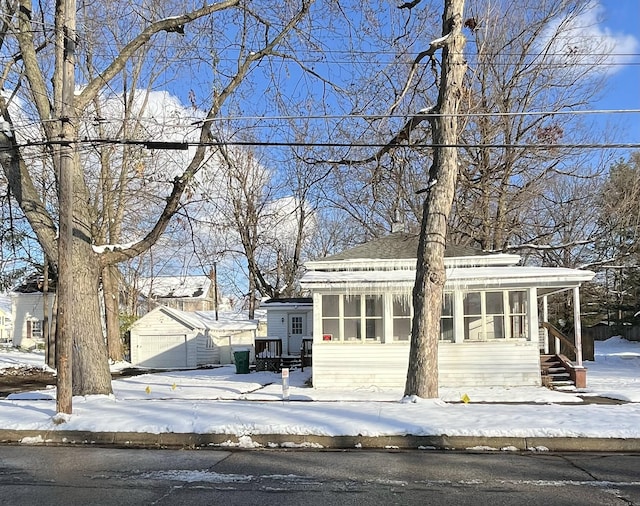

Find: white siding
438;341;541;387
0;308;11;343
312;341;541;389
312;344;409;389
266;310;288;338
130;309;198;368
265;309;313;355
211;330;256;364
11;293;55;348
196;333;221;366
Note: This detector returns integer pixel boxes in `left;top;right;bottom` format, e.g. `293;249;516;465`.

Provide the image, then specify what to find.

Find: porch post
542;295;549;354
527;287;538;344
573;286;583;367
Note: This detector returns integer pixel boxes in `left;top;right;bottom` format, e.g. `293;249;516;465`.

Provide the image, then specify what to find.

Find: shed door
136;334;188;368
287;314;306;355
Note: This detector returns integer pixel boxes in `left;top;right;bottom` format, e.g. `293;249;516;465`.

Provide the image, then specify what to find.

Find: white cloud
540;1;639;76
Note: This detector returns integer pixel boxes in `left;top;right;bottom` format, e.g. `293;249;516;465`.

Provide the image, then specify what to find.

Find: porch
254;337;312;372
539;321;592;389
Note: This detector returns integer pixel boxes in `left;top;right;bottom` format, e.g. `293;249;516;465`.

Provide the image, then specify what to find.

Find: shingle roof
318;232;487;261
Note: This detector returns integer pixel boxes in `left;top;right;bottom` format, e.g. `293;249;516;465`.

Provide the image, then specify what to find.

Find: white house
0;294;12;344
129;305;265;368
299;232;595;390
135;275;218;314
262;297;313;355
10;275;55;349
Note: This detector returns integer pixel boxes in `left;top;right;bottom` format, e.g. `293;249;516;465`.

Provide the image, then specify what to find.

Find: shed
129;306;264;368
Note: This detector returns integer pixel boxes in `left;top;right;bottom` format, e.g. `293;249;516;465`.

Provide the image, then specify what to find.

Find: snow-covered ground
0;337;639;439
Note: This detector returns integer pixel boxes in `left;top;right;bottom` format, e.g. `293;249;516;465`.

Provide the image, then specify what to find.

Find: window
485;292;505;339
392;295;411;341
27;320;43;340
509;291;527;338
321;294;340;341
321;294;382;342
440;293;454;342
364;295;382;341
343;295;361;340
290;315;304;335
463;292;483;340
463;291;527;340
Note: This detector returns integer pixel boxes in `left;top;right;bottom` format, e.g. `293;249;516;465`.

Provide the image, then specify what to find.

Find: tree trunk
103;264;124;362
404;0;466;399
71;240;113;395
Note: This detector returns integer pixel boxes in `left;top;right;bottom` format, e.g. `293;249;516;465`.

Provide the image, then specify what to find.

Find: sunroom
299;232;594;390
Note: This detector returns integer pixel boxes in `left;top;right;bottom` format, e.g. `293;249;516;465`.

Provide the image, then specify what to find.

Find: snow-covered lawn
0;337;639;439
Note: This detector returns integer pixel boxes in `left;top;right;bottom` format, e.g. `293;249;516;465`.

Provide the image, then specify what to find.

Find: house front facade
10;275;55;349
300;232;595;389
262;297;313;355
136;276;217;314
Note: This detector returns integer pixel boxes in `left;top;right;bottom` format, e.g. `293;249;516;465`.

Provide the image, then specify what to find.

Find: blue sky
593;0;640;145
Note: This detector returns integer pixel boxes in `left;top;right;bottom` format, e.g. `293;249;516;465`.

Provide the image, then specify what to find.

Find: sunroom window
321;294;340;341
463;290;527;340
440;293;454;342
392;295;411;341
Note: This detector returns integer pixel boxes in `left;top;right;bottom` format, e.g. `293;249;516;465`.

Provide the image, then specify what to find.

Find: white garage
129;307;202;369
129;305;262;369
133;334;189;368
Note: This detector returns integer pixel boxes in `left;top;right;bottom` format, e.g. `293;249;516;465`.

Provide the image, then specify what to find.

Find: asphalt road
1;446;639;505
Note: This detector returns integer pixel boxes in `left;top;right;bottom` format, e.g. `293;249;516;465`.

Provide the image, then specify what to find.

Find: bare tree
0;0;313;397
404;0;466;399
450;0;613;252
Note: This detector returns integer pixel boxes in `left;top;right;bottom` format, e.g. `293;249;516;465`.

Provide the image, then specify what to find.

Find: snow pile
0;337;638;439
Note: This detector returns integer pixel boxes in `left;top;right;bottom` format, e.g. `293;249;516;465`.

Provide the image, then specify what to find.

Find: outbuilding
129;306;263;368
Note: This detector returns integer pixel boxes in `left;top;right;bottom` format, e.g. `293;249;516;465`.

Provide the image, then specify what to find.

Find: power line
9;138;640;150
7;108;640;131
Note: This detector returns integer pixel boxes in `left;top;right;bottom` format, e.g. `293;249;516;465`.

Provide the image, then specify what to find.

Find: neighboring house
129;305;265;368
262;297;313;355
136;275;217;314
10;275;55;349
299;232;595;390
0;294;12;344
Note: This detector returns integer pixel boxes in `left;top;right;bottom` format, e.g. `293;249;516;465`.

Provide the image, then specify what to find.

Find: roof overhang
300;266;595;292
304;253;521;272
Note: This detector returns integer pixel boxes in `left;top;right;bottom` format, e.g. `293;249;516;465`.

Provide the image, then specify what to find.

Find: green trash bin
233;350;250;374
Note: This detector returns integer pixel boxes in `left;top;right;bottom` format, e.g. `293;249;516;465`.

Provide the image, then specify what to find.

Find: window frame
462;290;528;341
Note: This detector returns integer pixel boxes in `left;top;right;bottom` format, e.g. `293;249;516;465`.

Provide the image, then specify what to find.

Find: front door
288;313;306;355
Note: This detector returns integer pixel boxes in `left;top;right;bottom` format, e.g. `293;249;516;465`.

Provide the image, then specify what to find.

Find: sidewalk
2;423;640;452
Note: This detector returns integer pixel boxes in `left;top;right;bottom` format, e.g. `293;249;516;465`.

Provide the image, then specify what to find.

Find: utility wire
7;138;640;150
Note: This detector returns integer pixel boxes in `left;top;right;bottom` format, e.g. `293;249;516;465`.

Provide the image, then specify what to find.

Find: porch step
540;354;576;390
281;355;302;370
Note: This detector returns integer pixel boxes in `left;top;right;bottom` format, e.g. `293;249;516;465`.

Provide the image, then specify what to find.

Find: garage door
135;334;188;368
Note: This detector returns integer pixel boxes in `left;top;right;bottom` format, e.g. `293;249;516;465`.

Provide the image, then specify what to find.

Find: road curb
1;430;639;452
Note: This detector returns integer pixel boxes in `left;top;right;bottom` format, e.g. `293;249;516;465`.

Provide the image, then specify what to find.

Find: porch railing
301;338;312;371
540;321;578;359
539;322;587;388
255;338;282;359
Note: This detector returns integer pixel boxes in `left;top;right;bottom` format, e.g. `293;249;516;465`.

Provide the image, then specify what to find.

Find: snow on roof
137;276;211;299
195;309;265;331
262;297;312;308
134;306;264;332
300;265;595;290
